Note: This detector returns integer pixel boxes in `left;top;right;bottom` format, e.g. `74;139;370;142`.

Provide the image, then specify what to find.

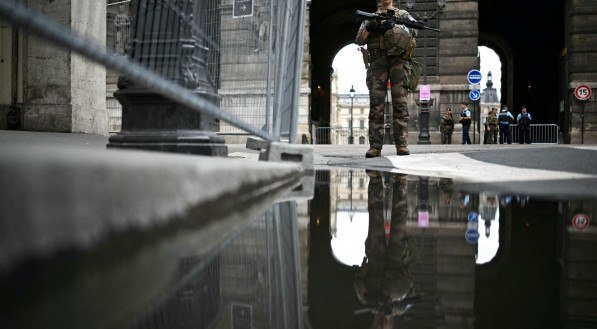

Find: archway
310;0;565;130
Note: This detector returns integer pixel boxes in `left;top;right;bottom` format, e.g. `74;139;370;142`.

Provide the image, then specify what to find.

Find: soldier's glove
365;20;381;32
381;20;394;32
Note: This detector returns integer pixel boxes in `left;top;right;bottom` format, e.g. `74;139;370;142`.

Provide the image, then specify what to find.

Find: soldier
440;108;454;144
516;106;532;144
355;0;418;157
487;107;499;144
497;105;514;144
354;171;419;325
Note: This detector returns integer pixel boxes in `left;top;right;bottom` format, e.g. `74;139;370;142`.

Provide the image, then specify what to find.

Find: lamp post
405;0;446;145
349;86;356;144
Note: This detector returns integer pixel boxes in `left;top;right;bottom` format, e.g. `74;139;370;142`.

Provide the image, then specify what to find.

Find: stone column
107;0;227;156
23;0;108;135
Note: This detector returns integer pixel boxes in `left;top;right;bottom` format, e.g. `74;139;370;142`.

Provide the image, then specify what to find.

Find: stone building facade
1;0;596;145
0;0;108;134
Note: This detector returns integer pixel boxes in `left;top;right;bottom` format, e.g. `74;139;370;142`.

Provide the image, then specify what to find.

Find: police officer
440;108;454;144
516;106;532;144
459;101;472;144
356;0;417;157
497;105;514;144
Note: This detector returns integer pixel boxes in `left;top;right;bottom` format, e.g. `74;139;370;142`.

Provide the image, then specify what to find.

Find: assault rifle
355;10;440;33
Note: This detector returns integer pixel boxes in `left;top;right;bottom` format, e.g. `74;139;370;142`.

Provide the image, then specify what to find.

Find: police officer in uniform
356;0;418;158
516;106;532;144
459;101;472;144
497;105;514;144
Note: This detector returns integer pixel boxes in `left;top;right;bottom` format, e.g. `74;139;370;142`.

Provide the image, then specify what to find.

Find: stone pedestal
107;0;227;156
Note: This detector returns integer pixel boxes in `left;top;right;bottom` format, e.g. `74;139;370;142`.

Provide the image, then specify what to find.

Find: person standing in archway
459;101;472;144
498;104;514;144
516;106;532;144
355;0;417;158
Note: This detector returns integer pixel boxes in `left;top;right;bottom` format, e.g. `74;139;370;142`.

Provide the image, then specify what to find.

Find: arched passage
310;1;376;127
310;0;565;131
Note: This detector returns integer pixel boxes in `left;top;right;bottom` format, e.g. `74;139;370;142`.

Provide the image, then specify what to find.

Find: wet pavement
1;131;597;328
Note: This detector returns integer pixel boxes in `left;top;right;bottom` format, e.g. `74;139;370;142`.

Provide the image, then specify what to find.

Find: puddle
307;169;597;329
1;169;596;328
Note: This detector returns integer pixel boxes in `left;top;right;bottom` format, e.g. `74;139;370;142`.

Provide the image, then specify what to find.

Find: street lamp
349;86;356;144
406;0;446;144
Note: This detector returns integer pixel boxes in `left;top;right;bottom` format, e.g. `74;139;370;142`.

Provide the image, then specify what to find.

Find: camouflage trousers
366;54;409;149
355;171;414;306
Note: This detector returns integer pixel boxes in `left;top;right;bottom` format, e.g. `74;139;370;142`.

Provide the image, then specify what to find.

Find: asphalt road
312;143;597;199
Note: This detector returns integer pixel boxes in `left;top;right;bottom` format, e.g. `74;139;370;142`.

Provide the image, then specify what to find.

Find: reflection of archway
479;33;513;108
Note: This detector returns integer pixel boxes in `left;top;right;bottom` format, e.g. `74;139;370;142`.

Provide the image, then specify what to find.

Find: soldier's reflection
354;171;419;328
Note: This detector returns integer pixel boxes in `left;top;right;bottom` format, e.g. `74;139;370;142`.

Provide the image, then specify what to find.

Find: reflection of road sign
468;211;479;222
418;210;430;228
572;213;590;229
469;89;480;101
233;0;253;18
467;69;483;84
420;84;431;101
574;84;592;101
465;229;480;244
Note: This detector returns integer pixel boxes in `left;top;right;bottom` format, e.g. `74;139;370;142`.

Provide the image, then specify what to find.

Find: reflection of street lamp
349;170;354;221
349;86;356;144
406;0;446;145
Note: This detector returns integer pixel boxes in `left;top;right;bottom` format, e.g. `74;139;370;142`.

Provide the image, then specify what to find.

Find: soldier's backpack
406;60;422;92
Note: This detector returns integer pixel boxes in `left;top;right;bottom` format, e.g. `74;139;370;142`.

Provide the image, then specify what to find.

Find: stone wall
22;0;108;135
566;0;597;144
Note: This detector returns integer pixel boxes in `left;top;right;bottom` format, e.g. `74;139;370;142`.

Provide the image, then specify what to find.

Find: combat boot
396;145;410;156
365;147;381;158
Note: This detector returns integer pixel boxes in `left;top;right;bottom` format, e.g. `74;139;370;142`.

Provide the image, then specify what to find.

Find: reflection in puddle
2;169;596;328
307;169;597;329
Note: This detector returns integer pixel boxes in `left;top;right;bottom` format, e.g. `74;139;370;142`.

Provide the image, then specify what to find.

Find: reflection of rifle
354;295;423;316
355;10;440;33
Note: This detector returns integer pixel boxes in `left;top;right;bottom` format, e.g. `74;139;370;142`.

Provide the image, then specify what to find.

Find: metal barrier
313;127;369;145
0;0;307;142
129;201;303;329
508;124;560;144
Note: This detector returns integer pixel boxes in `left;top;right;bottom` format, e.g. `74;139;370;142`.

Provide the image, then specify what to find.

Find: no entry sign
574;84;592;101
572;213;590;229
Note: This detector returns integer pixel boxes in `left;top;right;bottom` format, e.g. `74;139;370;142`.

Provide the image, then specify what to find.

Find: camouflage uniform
487;111;498;144
439;111;454;144
356;9;417;154
354;171;418;317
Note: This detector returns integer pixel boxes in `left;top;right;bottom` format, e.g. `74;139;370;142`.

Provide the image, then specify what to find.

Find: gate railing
508;124;560;144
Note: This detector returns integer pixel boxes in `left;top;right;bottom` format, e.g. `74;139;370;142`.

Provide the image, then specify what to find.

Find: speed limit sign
574;84;592;101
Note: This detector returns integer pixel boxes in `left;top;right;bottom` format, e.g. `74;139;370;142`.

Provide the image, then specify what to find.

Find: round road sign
467;69;483;85
465;229;480;244
572;213;590;229
469;89;481;101
574;85;592;101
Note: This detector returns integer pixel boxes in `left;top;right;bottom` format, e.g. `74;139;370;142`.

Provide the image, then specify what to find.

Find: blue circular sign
467;69;483;84
469;89;480;101
465;229;480;244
